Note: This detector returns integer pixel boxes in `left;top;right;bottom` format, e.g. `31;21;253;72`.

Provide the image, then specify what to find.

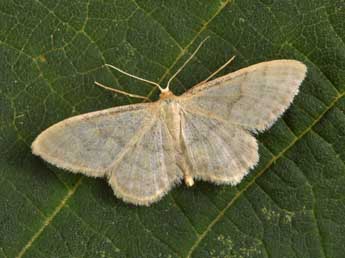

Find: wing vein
108;113;158;172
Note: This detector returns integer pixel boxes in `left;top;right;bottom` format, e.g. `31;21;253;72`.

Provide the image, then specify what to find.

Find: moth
32;39;307;206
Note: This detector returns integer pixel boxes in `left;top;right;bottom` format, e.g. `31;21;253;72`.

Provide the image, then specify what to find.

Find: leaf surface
1;1;345;257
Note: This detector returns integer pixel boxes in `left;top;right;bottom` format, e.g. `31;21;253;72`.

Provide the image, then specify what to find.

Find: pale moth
32;39;307;206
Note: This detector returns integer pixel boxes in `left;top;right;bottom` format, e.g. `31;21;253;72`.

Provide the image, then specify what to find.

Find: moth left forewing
179;60;307;132
31;103;153;177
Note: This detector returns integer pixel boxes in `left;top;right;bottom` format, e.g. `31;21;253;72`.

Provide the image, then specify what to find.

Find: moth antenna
166;36;210;91
105;63;164;92
202;55;236;83
94;81;151;102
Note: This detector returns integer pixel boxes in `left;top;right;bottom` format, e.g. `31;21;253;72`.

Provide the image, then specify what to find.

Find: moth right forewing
179;60;307;132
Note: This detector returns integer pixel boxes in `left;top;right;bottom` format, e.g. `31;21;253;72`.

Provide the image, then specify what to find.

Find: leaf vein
170;195;200;237
68;207;122;255
154;0;232;87
16;177;83;258
186;93;344;257
136;210;182;258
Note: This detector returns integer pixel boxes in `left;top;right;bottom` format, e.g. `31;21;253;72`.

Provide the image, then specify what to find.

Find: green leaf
1;0;345;257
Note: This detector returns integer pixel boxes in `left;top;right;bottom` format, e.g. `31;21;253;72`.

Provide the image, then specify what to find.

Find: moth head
159;88;175;100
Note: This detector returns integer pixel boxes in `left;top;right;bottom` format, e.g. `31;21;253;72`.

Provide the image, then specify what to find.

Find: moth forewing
179;60;307;132
31;103;153;177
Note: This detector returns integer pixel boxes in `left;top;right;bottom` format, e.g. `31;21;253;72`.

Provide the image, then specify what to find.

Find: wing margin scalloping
31;103;155;177
179;60;307;132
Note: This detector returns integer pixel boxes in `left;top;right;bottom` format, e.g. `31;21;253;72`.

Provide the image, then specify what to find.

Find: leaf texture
0;0;345;257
